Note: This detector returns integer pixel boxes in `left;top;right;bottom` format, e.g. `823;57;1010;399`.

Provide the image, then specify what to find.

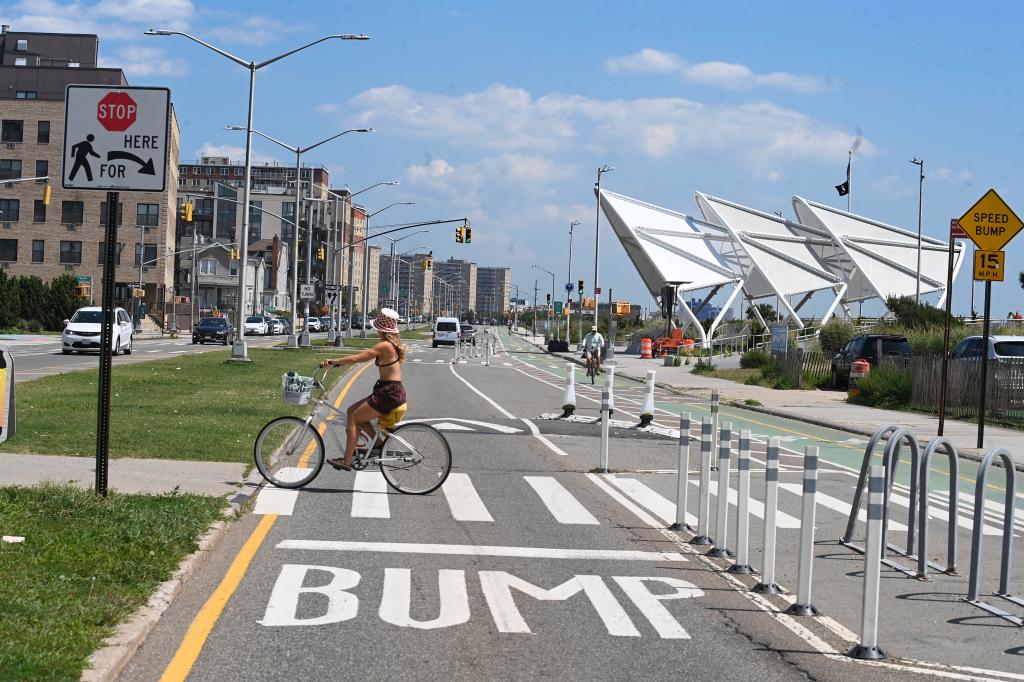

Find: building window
32;239;44;263
35;160;47;181
14;57;27;67
0;160;22;181
229;261;238;276
15;40;28;51
235;167;242;176
37;121;50;144
219;167;228;175
68;62;79;68
249;201;262;241
98;242;123;265
216;185;237;239
205;167;213;175
0;198;20;222
191;178;200;186
59;240;82;264
99;201;123;226
135;243;158;266
136;203;159;226
1;121;23;143
0;239;16;261
200;258;217;275
33;199;45;222
15;91;37;99
61;200;84;224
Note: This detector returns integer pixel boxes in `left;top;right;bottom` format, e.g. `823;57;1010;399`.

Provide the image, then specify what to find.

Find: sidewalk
511;329;1024;468
0;453;249;497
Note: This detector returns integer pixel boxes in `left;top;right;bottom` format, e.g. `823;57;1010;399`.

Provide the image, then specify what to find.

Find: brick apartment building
0;26;179;311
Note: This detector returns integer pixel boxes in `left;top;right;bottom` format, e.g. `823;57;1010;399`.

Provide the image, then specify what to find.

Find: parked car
433;317;460;347
305;317;322;332
950;335;1024;361
193;317;235;345
266;317;286;335
831;334;912;388
338;316;349;331
319;316;333;331
244;315;268;336
62;306;133;355
460;323;477;346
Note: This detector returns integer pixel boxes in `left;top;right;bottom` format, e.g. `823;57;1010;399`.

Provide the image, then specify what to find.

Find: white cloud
406;159;455;190
605;48;832;94
206;16;304;46
933;167;975;182
2;0;192;39
92;0;193;26
315;103;341;115
100;46;187;77
344;84;870;165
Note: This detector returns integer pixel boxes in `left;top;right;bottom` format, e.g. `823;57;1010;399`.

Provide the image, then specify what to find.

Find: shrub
848;364;911;409
819;319;855;355
691;358;716;374
740;349;771;369
884;295;949;329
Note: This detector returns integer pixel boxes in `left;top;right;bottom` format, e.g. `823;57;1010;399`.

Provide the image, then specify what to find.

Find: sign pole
938;221;958;436
96;191;119;497
977;280;992;448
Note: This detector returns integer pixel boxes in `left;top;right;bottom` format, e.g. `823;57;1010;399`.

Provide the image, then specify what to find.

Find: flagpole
847;150;852;212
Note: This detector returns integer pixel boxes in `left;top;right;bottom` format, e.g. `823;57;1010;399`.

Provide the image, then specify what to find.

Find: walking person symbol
69;134;100;181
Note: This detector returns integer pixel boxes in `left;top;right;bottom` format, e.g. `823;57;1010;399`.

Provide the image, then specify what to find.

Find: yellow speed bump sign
973;250;1005;282
959;189;1024;252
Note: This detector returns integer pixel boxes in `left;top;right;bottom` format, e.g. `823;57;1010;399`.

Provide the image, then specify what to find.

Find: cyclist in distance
319;308;406;471
582;324;604;375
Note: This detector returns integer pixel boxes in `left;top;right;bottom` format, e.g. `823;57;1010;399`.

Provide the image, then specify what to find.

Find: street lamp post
567;219;580;343
146;28;369;360
592;164;614;331
361;203;416;337
341;181;399;341
911;158;925;303
226;126;370;347
532;264;556;341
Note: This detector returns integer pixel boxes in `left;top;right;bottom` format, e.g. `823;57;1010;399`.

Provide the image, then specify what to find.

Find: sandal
327;457;353;471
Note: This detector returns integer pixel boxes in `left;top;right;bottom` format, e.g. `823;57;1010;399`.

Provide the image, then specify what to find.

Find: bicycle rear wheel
378;423;452;495
254;416;325;489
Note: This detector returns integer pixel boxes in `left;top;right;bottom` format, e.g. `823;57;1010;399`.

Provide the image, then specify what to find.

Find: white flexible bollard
606;364;616;417
848;464;887;660
600;388;610;473
690;417;714;546
707;422;734;559
785;447;821;617
670;413;694;533
728;430;754;574
639;370;656;427
561;363;576;418
753;438;783;594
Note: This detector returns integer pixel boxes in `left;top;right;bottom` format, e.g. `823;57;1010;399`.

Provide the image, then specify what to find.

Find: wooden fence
884;356;1024;425
773;351;832;389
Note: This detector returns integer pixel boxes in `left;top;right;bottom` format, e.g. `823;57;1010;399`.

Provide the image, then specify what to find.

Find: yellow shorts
377;403;407;431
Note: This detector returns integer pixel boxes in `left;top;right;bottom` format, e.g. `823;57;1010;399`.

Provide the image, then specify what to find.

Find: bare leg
343;400;383;465
347;401;376;444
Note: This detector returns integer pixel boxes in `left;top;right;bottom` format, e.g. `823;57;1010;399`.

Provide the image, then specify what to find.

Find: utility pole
593;164;614;328
912;158;925;302
533;279;538;338
567;219;580;340
135;221;144;333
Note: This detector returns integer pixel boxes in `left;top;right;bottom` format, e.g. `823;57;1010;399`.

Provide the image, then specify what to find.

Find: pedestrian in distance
319;308;407;471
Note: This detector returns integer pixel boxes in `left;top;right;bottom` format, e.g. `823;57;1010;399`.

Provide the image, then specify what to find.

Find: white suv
62;306;133;355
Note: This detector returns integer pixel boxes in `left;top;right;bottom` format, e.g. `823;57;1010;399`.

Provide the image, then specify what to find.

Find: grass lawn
707;367;761;384
0;484;225;681
0;348;350;462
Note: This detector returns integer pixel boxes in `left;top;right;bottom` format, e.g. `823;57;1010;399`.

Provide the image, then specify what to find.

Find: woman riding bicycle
319;308;405;471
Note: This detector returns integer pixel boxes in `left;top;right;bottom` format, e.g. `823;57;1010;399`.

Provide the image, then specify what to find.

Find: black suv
193;317;234;345
831;334;911;387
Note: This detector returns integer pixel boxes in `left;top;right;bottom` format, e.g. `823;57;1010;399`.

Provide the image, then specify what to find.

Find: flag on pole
835;157;850;196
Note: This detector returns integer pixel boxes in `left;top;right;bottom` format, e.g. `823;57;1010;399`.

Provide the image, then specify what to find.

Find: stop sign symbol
97;91;137;132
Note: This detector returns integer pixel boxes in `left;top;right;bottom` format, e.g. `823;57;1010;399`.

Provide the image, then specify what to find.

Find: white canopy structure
599;189;745;346
695;193;847;328
792;197;965;312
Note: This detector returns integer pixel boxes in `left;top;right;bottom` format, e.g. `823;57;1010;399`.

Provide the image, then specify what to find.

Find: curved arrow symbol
106;151;155;175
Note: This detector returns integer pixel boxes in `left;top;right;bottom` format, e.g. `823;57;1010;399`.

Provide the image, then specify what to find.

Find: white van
432;317;460;347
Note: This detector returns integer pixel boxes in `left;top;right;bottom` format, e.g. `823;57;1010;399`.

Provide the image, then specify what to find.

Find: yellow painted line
159;514;277;682
159;363;371;681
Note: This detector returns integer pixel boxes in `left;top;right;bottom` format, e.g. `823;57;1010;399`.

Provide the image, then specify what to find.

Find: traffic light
317;245;326;260
455;227;464;243
229;247;240;261
465;226;472;243
546;293;551;304
179;203;193;222
577;279;584;296
42;183;52;206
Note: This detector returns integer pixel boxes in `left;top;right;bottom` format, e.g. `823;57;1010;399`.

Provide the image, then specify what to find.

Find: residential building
475;266;511;319
433;258;477;317
379;253;434;318
0;26;179;314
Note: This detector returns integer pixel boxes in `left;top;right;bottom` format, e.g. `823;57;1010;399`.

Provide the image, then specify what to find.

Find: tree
0;271;22;329
15;276;48;326
46;274;86;330
746;303;779;323
1019;271;1024;290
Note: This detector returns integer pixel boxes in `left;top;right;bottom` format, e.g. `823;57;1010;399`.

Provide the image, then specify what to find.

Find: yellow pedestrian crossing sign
958;189;1023;252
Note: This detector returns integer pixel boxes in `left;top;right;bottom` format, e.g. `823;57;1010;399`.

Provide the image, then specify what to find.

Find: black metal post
977;280;992;448
96;191;119;497
938;227;957;436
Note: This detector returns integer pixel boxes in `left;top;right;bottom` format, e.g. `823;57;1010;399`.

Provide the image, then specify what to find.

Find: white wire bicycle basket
281;371;315;405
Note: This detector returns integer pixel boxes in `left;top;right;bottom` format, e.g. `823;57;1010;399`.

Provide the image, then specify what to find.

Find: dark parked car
193;317;235;345
460;323;477;346
831;334;911;388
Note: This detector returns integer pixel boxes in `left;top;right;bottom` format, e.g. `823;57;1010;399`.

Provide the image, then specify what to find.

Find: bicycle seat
377;403;407;431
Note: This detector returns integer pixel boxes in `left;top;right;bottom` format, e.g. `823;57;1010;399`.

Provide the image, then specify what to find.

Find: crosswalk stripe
352;471;390;518
525;476;599;524
692;480;802;529
253;484;299;515
604;476;697;527
442;473;494;522
777;482;909;533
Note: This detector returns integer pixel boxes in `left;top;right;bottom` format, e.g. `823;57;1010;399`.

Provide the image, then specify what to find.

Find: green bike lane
497;331;1022;518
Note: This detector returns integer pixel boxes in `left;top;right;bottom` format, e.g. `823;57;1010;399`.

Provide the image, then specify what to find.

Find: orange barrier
681;338;695;353
641;338;653;359
848;359;870;397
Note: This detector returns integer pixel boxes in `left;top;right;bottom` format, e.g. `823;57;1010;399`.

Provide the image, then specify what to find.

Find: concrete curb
81;508;236;682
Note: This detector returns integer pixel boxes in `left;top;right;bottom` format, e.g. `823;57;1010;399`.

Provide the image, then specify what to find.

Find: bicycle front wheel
378;423;452;495
254;416;325;489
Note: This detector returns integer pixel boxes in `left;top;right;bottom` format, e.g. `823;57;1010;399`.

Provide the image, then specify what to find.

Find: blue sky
5;0;1023;317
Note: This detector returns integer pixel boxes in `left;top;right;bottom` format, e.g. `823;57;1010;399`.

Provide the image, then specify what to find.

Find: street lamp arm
368;201;415;219
255;34;369;70
144;29;248;67
244;127;296;152
352;181;399;197
303;128;372;153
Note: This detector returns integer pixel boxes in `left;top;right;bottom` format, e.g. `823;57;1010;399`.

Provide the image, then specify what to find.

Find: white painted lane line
442;473;494;522
777;482;909;533
277;539;685;562
525;476;599;525
605;476;697;527
520;418;569;456
146;350;161;353
351;471;390;518
690;480;802;529
887;490;1001;536
449;364;515;419
253;485;299;516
